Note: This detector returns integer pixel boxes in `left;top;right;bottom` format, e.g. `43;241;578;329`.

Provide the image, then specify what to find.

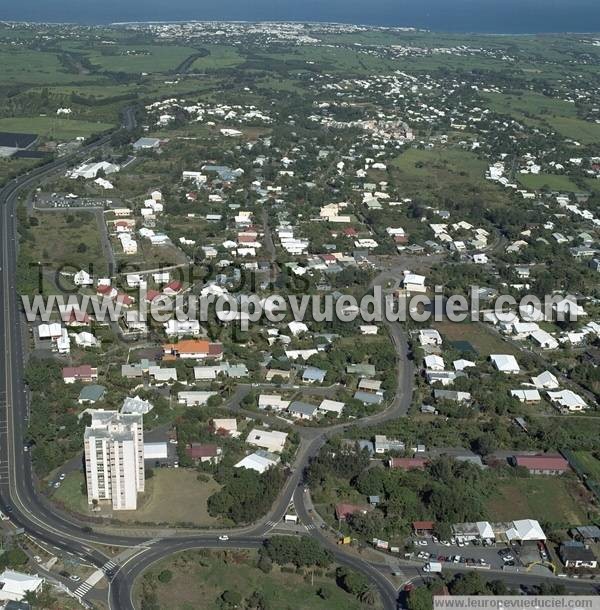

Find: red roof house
389;457;429;471
513;454;570;475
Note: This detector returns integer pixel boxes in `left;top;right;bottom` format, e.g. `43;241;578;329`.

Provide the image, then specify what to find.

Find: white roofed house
547;389;588;412
530;330;559;350
531;371;560;389
164;319;202;337
121;396;154;415
402;272;426;294
490;354;520;374
178;391;217;407
0;570;44;602
318;399;345;417
234;450;280;474
418;329;442;346
510;389;541;403
424;354;445;371
246;428;288;453
258;394;290;412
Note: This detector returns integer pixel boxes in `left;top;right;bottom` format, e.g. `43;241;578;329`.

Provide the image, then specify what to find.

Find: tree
157;569;172;583
407;586;433;610
336;566;368;596
317;586;332;600
359;585;378;606
220;589;242;608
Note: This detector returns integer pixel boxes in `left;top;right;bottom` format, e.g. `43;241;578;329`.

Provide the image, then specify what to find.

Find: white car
218;535;229;542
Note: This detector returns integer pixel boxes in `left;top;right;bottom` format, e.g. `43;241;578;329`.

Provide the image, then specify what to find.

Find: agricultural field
81;44;199;74
486;476;594;526
0;46;92;85
191;45;245;70
517;173;582;192
136;549;376;610
0;116;114;140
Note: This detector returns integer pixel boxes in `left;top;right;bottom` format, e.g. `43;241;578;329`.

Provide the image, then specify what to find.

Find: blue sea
1;0;600;34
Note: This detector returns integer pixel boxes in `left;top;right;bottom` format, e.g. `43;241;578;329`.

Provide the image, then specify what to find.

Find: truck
423;561;443;573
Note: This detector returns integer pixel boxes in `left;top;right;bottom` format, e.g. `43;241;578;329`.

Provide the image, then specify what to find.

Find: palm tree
359;585;378;606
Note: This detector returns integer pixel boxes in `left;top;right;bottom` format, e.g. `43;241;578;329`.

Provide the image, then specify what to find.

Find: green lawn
486;476;592;526
518;173;582;192
137;550;377;610
0;116;113;140
51;471;89;514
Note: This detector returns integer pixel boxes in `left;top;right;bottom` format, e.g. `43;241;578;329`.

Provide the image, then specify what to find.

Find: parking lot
409;536;549;571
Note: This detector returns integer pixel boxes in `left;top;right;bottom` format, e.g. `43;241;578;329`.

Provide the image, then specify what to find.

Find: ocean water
1;0;599;33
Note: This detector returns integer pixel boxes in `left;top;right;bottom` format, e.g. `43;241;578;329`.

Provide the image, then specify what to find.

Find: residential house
186;443;222;464
388;457;428;471
246;428;288;453
163;339;223;361
177;391;217;407
258;394;290;411
234;450;280;474
318;399;345;417
62;365;98;384
512;454;570;475
78;385;106;404
288;401;318;420
374;435;405;454
559;542;598;569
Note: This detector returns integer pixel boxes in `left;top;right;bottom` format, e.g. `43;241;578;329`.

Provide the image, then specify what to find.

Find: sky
1;0;600;33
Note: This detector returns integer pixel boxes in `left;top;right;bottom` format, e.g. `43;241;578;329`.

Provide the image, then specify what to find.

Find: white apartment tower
84;410;145;510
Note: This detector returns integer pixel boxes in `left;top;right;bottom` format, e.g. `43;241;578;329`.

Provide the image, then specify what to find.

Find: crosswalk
265;520;278;528
74;559;118;598
305;524;316;531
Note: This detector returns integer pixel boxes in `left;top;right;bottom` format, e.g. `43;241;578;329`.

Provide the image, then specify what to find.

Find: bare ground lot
486;476;594;526
53;469;222;527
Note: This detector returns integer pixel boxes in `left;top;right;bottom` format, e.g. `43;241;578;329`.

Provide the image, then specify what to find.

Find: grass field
486;476;592;525
51;471;89;514
481;91;577;122
54;469;222;526
117;469;222;526
572;452;600;481
518;173;582;192
390;148;509;209
433;321;520;357
137;549;377;610
84;44;198;74
191;45;245;70
548;116;600;145
26;209;107;273
0;116;113;140
0;47;91;85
